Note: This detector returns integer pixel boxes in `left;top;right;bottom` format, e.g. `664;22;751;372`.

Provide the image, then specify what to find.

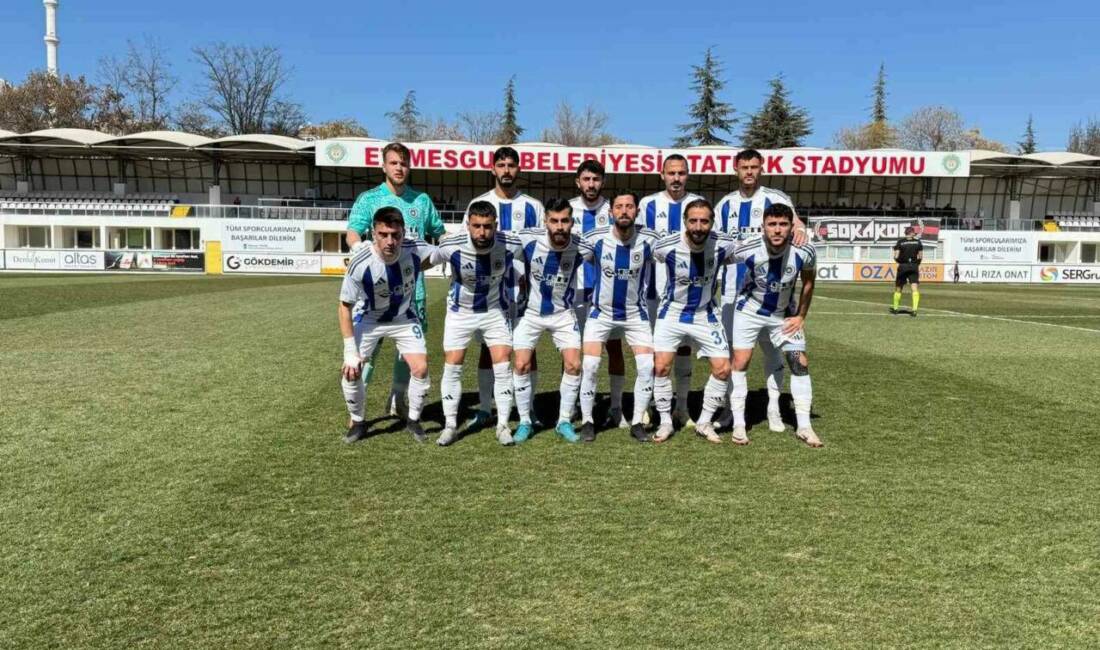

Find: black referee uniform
893;237;923;287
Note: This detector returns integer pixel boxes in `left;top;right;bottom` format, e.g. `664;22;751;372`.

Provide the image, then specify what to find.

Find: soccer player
580;190;661;442
716;148;809;432
650;199;739;444
464;147;546;428
434;200;526;446
639;154;705;426
339;207;438;444
345;142;445;421
571;160;628;428
512;198;597;443
891;227;923;316
729;204;822;447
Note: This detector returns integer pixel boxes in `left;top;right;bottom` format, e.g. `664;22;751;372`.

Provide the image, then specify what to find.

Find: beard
549;231;570;248
688;231;708;246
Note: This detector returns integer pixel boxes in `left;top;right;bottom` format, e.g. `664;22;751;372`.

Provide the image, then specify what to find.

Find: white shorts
583;313;654;349
731;309;806;352
576;304;621;341
654;317;729;358
721;302;776;356
442;309;513;351
353;319;427;358
513;309;581;350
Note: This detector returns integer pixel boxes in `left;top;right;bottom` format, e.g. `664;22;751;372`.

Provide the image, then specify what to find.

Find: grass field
2;274;1099;648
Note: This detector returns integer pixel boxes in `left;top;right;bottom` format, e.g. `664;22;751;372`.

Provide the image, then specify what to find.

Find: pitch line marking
815;296;1100;334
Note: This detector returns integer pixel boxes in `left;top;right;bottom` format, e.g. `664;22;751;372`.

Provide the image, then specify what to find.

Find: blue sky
2;0;1097;150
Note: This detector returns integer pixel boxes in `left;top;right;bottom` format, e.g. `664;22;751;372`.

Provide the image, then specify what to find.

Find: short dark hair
905;226;916;235
663;153;688;171
467;200;497;221
735;149;763;164
763;203;794;222
373;206;405;229
493;146;520;165
544;197;572;215
684;198;713;219
575;159;605;178
611;190;639;206
382;142;411;163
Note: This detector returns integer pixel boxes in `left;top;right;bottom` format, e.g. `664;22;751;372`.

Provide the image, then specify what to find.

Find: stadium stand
1049;212;1100;232
0;191;178;216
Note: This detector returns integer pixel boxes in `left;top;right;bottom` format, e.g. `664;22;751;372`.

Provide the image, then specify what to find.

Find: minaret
44;0;59;76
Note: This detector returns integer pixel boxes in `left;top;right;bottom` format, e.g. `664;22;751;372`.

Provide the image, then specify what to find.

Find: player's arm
337;301;361;380
425;200;446;243
791;212;809;246
414;240;440;271
345;195;371;251
783;265;816;335
916;241;924;262
892;240;901;262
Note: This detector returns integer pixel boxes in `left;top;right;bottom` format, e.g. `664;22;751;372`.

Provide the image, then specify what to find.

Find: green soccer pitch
2;274;1099;648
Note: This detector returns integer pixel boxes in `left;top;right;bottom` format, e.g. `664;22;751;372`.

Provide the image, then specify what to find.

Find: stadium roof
0;129;1097;176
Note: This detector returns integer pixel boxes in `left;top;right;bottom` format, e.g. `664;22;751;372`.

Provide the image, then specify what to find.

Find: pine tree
500;76;523;144
1017;114;1037;154
386;90;422;141
673;47;736;147
872;63;888;123
741;75;812;149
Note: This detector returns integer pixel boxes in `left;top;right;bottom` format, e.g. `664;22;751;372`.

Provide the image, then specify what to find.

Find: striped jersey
339;239;437;323
583;225;660;322
637;191;705;234
464;189;545;232
653;231;739;323
733;237;817;317
716;186;794;300
570;195;611;303
516;228;596;316
432;231;525;313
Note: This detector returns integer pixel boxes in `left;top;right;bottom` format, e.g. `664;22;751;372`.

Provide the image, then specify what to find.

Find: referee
891;227;923;316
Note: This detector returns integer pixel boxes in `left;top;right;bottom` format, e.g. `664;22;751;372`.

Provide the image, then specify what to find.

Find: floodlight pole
44;0;60;76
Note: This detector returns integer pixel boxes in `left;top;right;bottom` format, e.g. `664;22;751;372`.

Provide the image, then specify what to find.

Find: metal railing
191;205;350;221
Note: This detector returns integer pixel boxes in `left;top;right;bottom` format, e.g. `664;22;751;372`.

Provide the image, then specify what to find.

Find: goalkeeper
345;142;446;419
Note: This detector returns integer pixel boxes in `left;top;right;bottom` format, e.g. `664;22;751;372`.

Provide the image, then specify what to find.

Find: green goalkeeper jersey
347;183;445;303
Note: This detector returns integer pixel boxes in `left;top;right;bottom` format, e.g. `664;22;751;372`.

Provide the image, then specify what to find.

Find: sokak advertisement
854;262;945;283
810;217;940;245
105;251;204;272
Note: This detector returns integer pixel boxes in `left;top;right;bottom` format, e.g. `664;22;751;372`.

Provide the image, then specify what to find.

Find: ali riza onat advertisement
222;252;322;274
105;251;205;271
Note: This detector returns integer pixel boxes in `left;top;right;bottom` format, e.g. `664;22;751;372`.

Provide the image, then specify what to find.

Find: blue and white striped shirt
516;228;596;317
464;190;545;232
583;225;660;322
570;195;610;304
340;239;437;323
653;231;739;324
432;231;525;314
716;186;794;300
734;237;817;317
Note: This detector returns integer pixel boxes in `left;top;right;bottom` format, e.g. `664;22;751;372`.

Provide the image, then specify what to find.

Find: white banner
59;250;104;270
956;264;1033;283
943;231;1037;263
6;249;60;270
316;140;971;177
220;222;307;253
814;262;855;281
222;252;321;274
1033;265;1100;283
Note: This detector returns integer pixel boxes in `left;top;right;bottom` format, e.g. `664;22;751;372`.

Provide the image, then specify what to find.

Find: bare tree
458;110;502;144
1068;118;1100;156
420;116;465;141
192;42;305;134
961;128;1007;152
541;101;615;146
173;100;227;138
833;121;898;149
98;36;177;130
898;106;968;151
299;118;369;140
0;71;102;132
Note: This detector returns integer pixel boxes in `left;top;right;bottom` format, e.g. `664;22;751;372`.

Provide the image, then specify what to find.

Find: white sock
558;372;581;424
478;367;494;413
341;376;365;423
767;365;784;413
492;362;513;428
408;375;430;422
579;354;601;424
632;354;654;425
697;374;727;425
791;374;813;429
609;374;625;411
674;353;693;413
513;372;533;424
654;375;673;425
729;370;748;427
441;363;463;428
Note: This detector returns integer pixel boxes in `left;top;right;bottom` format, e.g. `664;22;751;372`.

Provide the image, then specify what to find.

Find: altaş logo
1040;266;1058;281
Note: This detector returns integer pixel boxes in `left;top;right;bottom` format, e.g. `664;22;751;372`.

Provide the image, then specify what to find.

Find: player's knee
407;361;429;379
513;357;532;375
563;359;581;375
786;350;809;376
713;364;731;382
